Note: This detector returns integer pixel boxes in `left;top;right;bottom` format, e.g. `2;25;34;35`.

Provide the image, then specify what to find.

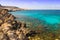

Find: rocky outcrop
0;5;24;11
0;9;32;40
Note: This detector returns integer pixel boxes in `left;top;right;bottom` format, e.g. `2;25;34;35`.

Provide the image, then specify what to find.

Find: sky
0;0;60;9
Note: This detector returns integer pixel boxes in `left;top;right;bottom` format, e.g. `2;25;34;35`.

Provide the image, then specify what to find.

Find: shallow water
10;10;60;24
10;10;60;30
10;10;60;40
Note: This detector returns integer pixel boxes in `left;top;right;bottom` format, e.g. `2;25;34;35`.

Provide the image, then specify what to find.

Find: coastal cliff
0;5;24;11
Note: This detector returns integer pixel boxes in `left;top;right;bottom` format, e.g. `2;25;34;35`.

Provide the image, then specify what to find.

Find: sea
10;10;60;30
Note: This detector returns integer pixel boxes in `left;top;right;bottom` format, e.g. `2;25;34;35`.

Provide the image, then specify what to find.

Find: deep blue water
10;10;60;24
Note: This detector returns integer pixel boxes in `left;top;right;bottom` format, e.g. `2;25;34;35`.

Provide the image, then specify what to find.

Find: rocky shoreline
0;9;36;40
0;9;60;40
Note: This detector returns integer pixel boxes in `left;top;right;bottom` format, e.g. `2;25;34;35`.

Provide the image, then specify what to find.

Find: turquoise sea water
10;10;60;30
10;10;60;24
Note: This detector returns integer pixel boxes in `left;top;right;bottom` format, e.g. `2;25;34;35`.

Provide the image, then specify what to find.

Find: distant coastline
0;4;24;12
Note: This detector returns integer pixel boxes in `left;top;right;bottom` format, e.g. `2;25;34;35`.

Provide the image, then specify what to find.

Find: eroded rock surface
0;9;31;40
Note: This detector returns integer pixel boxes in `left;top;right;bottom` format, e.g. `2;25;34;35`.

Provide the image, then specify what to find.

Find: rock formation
0;5;24;11
0;9;32;40
0;4;1;6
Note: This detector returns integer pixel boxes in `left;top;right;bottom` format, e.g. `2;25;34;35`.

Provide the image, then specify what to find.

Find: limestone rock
0;9;31;40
